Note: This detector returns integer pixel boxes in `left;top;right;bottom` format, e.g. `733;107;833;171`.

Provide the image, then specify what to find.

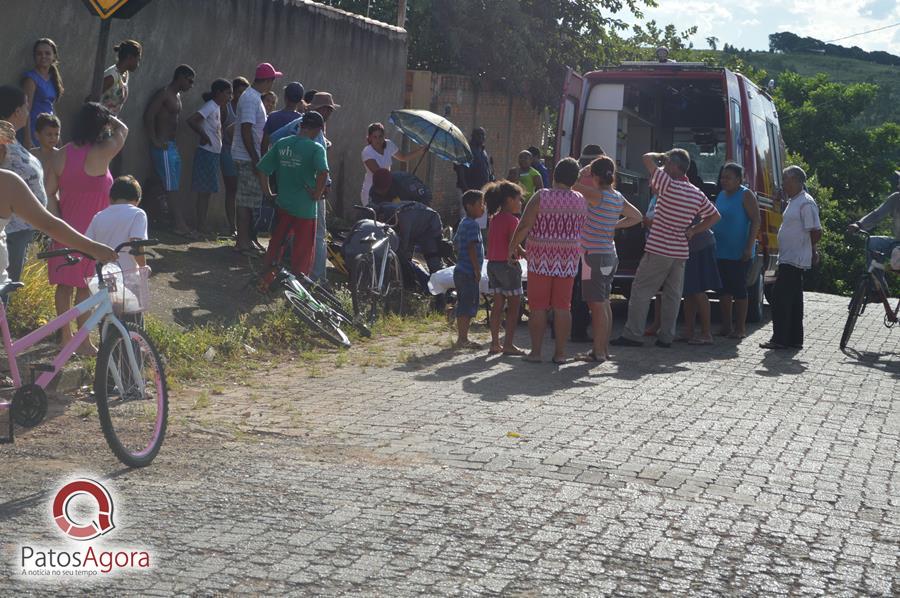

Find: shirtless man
143;64;195;236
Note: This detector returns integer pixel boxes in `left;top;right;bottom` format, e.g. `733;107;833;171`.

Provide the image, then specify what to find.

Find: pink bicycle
0;240;168;468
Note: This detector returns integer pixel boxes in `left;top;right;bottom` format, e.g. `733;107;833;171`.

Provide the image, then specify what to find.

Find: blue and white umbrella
389;109;474;171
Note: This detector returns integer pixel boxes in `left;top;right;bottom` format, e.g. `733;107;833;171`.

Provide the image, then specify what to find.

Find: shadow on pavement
841;347;900;379
755;349;808;377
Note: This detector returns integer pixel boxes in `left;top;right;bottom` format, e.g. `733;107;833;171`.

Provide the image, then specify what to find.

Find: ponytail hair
113;39;142;61
202;78;232;103
33;38;64;99
589;156;616;187
484;180;522;216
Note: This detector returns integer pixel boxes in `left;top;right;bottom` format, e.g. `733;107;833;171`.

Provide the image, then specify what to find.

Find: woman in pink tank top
508;158;587;364
45;102;127;353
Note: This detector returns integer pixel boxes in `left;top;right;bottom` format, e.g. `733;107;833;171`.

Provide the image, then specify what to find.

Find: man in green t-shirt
255;110;329;287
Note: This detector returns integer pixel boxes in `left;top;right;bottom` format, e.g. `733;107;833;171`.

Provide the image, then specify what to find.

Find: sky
624;0;900;54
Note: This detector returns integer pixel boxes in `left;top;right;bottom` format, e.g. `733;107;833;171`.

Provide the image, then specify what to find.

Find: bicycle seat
0;281;24;300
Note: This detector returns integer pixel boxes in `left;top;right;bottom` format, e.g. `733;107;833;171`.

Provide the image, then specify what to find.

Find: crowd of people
0;36;897;364
447;140;859;362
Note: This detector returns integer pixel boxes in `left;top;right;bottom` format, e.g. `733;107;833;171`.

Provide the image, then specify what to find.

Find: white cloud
621;0;900;53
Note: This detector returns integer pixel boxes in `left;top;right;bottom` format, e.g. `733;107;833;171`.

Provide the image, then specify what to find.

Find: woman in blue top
21;39;64;149
712;162;760;338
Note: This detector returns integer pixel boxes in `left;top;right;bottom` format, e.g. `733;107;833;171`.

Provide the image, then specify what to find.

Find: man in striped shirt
612;149;720;348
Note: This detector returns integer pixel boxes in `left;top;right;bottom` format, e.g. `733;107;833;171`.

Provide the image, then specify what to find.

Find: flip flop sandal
578;351;605;363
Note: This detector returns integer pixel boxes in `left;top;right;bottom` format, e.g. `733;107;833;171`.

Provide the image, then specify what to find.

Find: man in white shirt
760;166;822;350
233;62;282;255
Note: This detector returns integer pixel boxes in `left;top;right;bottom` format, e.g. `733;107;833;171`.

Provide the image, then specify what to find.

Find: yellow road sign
86;0;132;19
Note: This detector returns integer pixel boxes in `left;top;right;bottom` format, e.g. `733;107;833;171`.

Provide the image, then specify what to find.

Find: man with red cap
231;62;282;255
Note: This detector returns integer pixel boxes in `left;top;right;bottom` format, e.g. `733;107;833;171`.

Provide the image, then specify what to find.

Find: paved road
1;293;898;596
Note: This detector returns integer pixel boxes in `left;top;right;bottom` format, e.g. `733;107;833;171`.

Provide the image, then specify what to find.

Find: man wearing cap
232;62;282;255
847;170;900;288
528;146;550;189
261;81;305;155
255;110;329;287
306;92;340;283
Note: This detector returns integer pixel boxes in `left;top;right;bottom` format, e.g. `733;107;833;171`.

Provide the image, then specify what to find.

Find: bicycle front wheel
383;251;405;317
95;322;168;468
284;290;351;348
840;277;869;350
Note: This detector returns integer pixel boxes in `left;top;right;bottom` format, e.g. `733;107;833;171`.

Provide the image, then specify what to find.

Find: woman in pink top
508;158;587;364
45;102;127;353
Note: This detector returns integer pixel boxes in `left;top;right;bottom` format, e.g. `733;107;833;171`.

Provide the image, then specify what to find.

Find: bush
7;258;56;337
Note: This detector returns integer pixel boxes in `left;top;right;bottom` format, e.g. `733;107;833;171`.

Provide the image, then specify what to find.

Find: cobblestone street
1;293;898;596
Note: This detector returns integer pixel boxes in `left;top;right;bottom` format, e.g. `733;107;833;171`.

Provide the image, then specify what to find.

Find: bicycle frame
0;287;142;393
864;235;899;322
279;271;333;317
366;236;392;296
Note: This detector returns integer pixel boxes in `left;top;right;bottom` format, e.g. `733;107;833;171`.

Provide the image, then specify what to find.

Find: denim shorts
453;268;480;318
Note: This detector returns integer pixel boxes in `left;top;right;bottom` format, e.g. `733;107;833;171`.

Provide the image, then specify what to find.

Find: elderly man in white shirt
760;166;822;350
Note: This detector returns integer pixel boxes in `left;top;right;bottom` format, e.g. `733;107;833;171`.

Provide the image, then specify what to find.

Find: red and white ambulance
556;60;785;320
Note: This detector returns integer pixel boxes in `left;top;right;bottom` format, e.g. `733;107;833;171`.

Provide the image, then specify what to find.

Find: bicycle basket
87;264;151;315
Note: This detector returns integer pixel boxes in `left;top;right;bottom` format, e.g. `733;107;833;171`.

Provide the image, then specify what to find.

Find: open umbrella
389;109;473;174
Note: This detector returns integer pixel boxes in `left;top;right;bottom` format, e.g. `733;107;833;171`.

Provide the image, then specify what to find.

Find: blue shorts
191;147;220;193
220;145;237;178
453;268;480;318
151;141;181;192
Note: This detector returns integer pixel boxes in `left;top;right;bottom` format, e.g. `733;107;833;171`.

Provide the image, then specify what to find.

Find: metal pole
412;126;439;176
90;19;112;101
397;0;407;27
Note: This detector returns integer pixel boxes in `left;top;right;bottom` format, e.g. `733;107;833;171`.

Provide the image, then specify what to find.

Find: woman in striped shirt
575;157;642;361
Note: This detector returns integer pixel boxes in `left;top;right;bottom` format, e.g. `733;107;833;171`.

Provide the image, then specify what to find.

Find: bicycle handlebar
37;239;160;278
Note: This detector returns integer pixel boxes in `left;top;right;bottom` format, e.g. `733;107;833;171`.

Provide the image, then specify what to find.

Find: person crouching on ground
453;190;486;349
255;110;329;289
484;181;526;356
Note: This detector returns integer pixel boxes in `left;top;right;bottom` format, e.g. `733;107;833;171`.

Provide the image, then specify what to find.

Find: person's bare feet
502;345;526;356
454;339;481;350
488;344;503;355
523;351;542;363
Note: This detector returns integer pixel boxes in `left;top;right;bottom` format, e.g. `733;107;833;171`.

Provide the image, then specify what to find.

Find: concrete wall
0;0;407;226
403;71;544;223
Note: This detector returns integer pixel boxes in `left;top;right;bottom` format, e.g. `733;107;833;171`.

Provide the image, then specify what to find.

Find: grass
8;250;447;385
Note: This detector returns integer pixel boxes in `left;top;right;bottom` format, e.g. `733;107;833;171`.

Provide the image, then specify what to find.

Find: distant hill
728;51;899;128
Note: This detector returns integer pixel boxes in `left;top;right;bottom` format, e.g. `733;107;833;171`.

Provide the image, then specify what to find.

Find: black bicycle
840;230;899;350
349;205;405;325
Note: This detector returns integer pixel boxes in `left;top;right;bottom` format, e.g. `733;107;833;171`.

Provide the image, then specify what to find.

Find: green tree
324;0;695;109
771;73;900;294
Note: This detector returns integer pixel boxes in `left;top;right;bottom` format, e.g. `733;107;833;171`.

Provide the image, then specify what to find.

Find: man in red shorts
255;110;328;287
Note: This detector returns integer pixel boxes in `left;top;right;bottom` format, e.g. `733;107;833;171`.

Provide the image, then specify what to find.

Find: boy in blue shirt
453;189;485;348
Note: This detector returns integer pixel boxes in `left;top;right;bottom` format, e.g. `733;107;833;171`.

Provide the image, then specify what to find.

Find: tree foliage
771;73;900;294
323;0;695;109
769;31;900;67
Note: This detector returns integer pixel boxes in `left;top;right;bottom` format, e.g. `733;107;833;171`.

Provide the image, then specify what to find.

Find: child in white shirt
86;175;148;271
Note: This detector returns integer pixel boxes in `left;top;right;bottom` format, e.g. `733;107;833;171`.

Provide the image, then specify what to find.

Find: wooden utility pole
397;0;407;27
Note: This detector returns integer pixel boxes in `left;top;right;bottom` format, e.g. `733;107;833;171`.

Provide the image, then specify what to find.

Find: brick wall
403;71;543;224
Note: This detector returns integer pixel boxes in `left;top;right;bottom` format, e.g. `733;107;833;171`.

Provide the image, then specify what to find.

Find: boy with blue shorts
453;190;485;348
